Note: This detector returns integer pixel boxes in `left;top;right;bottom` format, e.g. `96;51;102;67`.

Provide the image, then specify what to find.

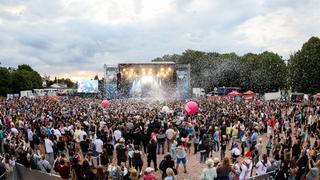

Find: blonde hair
166;168;175;177
129;168;139;180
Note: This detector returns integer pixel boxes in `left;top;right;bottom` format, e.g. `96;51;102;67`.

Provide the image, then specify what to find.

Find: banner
176;64;191;99
104;65;118;99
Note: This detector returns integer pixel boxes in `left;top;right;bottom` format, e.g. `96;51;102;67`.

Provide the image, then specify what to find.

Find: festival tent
243;90;256;100
228;90;242;97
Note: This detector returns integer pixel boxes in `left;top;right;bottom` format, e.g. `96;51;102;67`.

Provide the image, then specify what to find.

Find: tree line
0;64;76;96
1;36;319;96
153;36;320;94
0;64;42;96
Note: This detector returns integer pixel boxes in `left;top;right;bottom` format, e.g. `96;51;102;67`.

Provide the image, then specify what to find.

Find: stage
104;62;191;100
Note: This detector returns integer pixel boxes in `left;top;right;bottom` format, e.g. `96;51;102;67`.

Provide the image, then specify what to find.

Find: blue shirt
251;132;258;142
214;131;219;141
187;128;193;135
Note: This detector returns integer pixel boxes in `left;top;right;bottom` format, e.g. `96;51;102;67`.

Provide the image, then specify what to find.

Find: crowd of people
0;96;319;180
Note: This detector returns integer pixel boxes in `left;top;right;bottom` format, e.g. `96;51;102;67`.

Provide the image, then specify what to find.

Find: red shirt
58;163;70;179
143;174;157;180
245;151;252;157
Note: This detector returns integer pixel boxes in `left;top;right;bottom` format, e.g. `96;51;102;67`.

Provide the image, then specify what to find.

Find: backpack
54;160;59;172
159;160;165;171
0;130;4;139
266;141;272;150
116;144;126;157
31;155;39;169
132;151;142;165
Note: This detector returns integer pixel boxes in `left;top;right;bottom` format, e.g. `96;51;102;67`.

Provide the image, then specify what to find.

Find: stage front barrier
8;162;277;180
248;171;276;180
12;163;61;180
12;157;100;180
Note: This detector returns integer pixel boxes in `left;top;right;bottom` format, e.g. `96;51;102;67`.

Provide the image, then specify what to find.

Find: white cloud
0;0;320;81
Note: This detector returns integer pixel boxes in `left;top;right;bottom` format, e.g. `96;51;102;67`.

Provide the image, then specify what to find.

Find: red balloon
102;100;110;108
185;101;198;115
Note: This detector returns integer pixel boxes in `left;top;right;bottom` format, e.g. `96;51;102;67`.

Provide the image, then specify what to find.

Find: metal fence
248;171;276;180
5;163;62;180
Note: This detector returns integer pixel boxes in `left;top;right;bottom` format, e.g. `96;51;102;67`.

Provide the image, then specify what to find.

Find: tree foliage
0;67;10;96
45;77;75;88
152;49;288;93
289;36;320;94
0;64;43;95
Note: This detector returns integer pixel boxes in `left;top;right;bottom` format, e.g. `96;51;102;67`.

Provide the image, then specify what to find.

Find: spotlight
160;68;164;71
141;76;154;83
168;67;171;71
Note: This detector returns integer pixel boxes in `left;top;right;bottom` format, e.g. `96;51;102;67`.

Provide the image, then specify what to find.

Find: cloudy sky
0;0;319;81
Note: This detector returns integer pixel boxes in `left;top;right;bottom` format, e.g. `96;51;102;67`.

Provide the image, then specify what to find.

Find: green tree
8;64;43;93
152;54;181;62
10;70;33;92
0;67;10;96
289;36;320;94
250;51;287;93
18;64;34;71
151;49;288;93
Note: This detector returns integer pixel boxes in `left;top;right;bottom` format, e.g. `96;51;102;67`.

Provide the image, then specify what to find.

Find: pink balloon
185;101;198;115
102;100;110;108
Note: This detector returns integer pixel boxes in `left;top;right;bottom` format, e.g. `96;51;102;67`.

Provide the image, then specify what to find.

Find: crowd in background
0;97;319;180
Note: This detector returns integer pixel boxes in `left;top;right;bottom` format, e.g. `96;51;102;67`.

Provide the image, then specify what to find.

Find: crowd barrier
8;163;61;180
248;171;275;180
0;156;101;180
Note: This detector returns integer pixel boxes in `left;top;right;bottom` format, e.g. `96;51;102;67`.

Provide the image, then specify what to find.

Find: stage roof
118;62;175;65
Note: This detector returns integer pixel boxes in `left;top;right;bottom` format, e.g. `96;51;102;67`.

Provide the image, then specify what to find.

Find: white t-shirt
239;163;252;180
44;138;54;153
166;128;175;140
232;147;241;156
54;129;61;139
94;138;103;153
11;127;19;134
256;160;271;176
27;129;33;141
79;130;87;141
114;130;122;141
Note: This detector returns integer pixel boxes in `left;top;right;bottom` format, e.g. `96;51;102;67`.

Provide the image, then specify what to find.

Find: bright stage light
141;76;154;84
168;67;171;71
160;68;164;71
